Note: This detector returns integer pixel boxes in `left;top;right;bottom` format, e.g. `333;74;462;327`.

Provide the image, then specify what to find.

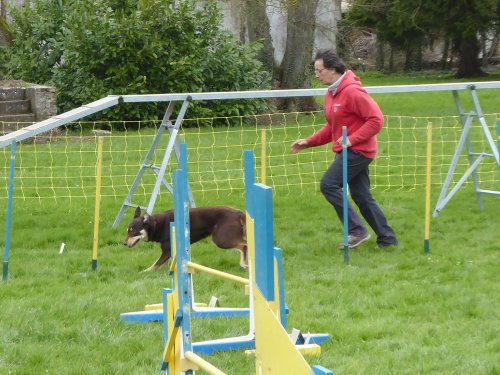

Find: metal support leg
433;87;500;216
434;112;475;216
470;89;499;164
454;91;483;209
146;97;192;214
112;96;195;228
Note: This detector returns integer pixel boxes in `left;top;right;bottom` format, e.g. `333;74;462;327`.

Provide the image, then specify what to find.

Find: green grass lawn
1;72;500;374
0;189;498;374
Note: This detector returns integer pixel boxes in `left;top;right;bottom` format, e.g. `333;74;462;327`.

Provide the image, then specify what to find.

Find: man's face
314;59;340;86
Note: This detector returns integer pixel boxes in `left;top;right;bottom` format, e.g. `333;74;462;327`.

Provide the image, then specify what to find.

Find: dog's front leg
141;263;161;273
142;254;169;272
142;242;171;272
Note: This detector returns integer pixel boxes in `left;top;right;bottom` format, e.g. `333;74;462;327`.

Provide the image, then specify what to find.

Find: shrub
2;0;271;123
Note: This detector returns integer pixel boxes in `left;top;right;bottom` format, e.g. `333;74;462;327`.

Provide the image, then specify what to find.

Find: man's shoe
338;232;371;249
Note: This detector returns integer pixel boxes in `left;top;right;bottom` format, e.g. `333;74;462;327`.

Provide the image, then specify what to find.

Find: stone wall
25;85;57;122
0;81;57;136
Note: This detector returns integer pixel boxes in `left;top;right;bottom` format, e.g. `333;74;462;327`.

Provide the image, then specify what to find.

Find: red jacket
306;70;383;159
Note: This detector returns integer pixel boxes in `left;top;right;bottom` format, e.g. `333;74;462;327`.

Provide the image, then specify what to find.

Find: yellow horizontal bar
184;351;226;375
296;343;322;357
145;303;162;311
187;262;248;285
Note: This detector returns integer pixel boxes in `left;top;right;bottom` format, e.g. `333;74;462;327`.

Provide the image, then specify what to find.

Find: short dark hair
314;49;346;74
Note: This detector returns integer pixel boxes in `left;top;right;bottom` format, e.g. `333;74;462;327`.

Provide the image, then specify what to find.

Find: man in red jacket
291;49;398;249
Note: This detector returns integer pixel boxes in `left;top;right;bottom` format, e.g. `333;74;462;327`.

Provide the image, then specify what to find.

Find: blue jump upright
341;126;349;265
246;150;332;375
3;141;16;282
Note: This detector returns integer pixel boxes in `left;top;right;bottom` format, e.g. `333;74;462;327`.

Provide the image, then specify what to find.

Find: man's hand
291;139;308;153
336;136;351;147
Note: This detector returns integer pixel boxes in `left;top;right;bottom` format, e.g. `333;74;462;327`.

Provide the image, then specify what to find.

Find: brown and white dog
124;206;247;272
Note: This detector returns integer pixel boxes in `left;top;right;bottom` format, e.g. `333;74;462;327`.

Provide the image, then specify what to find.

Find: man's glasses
314;68;326;74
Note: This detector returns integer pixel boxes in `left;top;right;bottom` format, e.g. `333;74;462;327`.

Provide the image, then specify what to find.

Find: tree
237;0;325;111
444;0;497;77
347;0;433;72
346;0;499;78
1;0;6;20
244;0;275;74
0;16;12;47
277;0;319;110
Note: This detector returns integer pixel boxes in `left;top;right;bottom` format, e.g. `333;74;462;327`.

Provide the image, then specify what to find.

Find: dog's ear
134;206;141;218
143;213;151;224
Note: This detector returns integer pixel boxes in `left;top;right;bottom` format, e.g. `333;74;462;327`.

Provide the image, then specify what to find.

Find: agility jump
158;145;332;374
120;144;291;353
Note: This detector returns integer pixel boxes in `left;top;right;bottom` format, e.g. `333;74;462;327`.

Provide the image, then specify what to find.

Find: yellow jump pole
187;261;249;285
184;351;226;375
424;122;432;256
261;128;266;184
92;136;104;270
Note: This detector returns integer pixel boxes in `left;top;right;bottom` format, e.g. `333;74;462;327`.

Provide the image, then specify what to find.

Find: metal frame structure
111;97;195;228
0;82;499;226
433;87;500;216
